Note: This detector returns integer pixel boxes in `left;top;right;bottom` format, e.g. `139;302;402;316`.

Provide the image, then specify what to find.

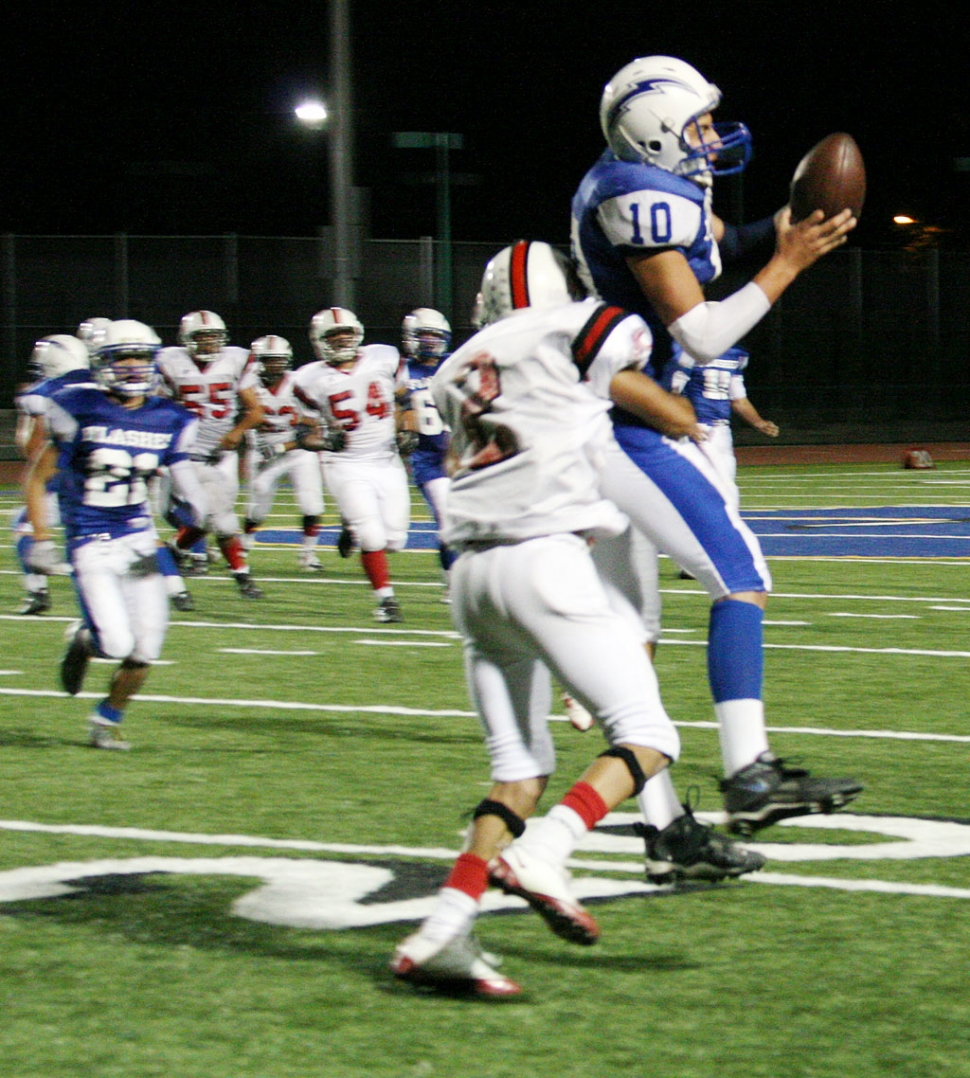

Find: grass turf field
1;461;969;1078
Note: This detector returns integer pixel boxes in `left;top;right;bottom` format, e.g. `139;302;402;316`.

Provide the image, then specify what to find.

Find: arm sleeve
667;282;771;365
718;216;776;263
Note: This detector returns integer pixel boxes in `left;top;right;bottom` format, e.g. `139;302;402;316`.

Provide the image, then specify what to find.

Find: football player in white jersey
294;307;411;622
156;310;266;599
571;56;862;839
391;243;685;997
241;335;328;570
24;320;206;749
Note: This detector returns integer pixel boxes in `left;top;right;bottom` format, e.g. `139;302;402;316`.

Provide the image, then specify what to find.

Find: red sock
219;535;248;572
560;782;609;830
444;853;489;901
360;549;390;591
175;525;206;550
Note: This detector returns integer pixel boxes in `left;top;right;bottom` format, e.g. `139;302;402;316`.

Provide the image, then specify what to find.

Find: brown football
789;133;866;223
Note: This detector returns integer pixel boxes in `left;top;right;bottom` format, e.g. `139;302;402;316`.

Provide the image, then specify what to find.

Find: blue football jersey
46;386;198;540
405;356;450;485
15;367;95;417
666;347;749;426
571;151;721;378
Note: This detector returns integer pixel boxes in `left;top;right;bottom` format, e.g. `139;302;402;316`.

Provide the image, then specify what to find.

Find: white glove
28;539;63;574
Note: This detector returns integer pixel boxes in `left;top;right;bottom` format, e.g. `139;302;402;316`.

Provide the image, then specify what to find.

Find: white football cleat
562;693;594;732
88;720;132;751
490;845;600;945
390;933;521;997
299;552;323;571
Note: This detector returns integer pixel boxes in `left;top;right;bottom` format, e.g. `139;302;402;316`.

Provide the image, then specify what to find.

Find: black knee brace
120;658;151;671
598;746;648;796
472;799;526;838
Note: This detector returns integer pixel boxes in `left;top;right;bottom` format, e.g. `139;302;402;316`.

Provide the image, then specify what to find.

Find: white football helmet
179;310;228;359
29;335;91;381
600;56;751;178
402;308;452;360
479;241;585;326
309;307;364;365
93;319;162;397
251;334;293;382
76;317;112;355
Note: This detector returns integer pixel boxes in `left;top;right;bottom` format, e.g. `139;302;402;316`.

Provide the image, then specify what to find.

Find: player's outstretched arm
731;396;779;437
609;369;705;441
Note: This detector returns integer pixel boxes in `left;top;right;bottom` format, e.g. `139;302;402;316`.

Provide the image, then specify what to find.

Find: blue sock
15;534;33;574
707;599;764;704
155;544;180;578
95;700;124;726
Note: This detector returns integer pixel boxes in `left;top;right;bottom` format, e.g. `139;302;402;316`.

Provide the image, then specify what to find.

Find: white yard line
2;686;968;742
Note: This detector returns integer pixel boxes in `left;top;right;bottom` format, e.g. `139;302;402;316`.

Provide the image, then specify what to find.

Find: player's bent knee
472;799;526;838
598;746;649;796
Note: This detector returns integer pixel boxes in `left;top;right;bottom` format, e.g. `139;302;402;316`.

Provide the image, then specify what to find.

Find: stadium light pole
294;0;356;310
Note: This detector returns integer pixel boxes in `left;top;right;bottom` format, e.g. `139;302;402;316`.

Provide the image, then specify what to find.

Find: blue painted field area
745;506;970;557
257;507;970;558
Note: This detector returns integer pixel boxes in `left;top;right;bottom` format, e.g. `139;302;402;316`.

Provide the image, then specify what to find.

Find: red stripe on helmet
510;242;531;309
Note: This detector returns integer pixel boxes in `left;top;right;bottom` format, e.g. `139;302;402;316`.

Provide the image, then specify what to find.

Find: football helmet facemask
309;307;364;366
179;310;228;361
29;335;91;381
479;241;585;326
402;308;452;361
93;320;162;397
600;55;751;179
251;334;293;383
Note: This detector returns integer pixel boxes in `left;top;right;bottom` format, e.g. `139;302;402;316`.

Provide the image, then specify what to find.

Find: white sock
638;769;684;831
420;887;479;943
716;698;771;776
516;805;587;866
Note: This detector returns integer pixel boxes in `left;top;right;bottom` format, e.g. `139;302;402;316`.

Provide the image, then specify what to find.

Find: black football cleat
60;621;93;696
721;752;863;837
18;590;51;616
636;804;766;884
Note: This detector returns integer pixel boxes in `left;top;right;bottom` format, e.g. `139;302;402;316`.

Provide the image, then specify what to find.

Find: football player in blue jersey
571;56;862;840
666;344;778;510
12;335;94;615
401;307;456;596
24;319;207;750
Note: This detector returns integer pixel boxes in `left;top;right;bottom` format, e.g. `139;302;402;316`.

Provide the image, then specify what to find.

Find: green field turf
1;463;969;1078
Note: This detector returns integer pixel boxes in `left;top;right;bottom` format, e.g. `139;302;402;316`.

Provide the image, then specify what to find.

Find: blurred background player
391;242;681;996
570;55;861;837
401;307;456;598
295;307;411;622
157;309;266;599
23;319;205;749
76;316;112;355
241;334;328;570
12;334;93;614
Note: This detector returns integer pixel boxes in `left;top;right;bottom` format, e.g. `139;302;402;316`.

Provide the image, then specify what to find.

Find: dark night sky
5;1;970;248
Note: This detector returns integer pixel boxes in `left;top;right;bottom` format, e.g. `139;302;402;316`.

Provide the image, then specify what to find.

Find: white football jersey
293;344;406;461
156;345;257;455
248;371;308;450
431;300;650;544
